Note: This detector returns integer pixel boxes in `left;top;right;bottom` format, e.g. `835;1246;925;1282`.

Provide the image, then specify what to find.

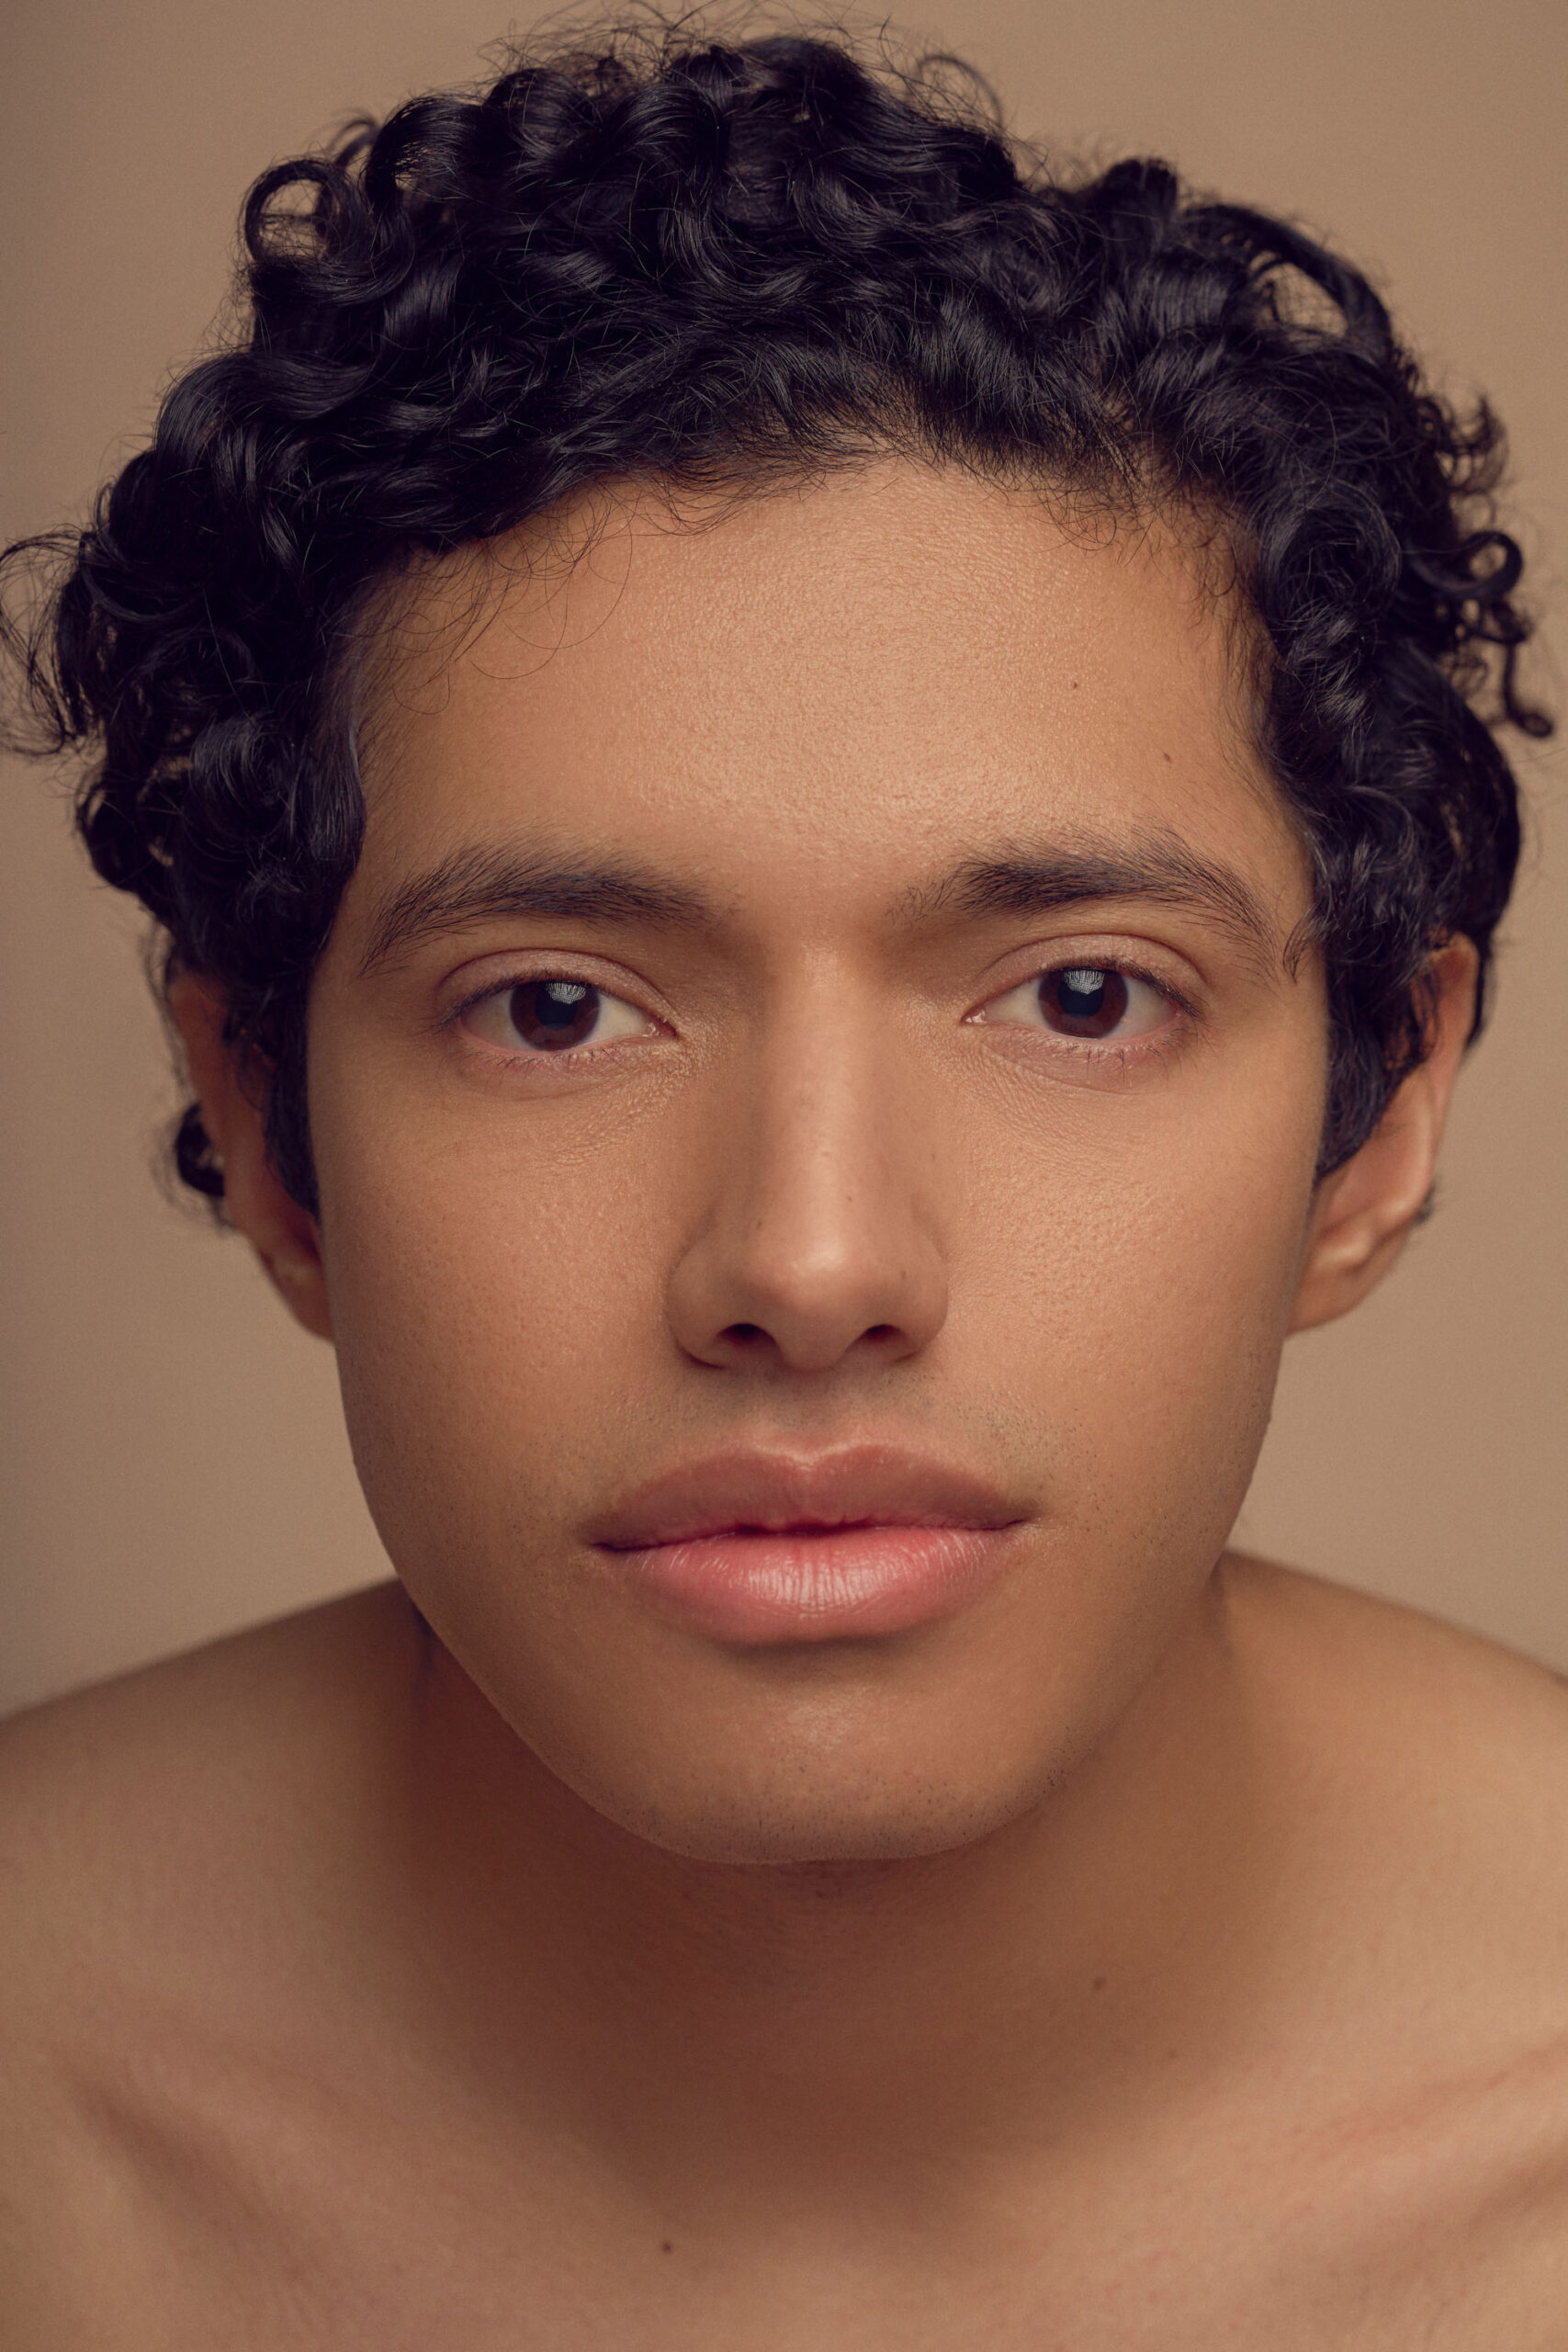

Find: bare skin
4;461;1566;2345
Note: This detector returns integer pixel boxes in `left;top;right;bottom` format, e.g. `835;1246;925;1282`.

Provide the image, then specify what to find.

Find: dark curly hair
2;18;1547;1216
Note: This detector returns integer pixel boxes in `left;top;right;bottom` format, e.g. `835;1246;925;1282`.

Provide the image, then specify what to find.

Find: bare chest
9;2060;1568;2352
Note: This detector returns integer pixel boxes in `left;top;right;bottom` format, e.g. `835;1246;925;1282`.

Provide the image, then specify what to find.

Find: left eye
979;965;1172;1042
463;978;655;1055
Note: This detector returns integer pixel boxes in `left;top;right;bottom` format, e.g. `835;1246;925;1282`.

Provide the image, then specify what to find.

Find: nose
665;992;949;1377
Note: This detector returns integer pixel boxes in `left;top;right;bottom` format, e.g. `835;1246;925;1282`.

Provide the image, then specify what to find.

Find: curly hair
2;19;1546;1216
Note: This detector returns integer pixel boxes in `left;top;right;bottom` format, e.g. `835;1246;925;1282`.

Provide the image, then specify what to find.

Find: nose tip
666;1146;948;1377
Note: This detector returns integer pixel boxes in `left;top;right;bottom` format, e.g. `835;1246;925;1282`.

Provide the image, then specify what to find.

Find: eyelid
450;976;667;1071
437;951;671;1034
966;942;1202;1025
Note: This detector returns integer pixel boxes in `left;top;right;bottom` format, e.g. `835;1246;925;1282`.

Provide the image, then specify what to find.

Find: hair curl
2;19;1547;1215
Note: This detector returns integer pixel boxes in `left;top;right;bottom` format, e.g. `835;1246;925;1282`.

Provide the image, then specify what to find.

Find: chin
558;1749;1049;1868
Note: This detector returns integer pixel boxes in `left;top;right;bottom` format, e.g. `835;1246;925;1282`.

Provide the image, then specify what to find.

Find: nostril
719;1318;902;1355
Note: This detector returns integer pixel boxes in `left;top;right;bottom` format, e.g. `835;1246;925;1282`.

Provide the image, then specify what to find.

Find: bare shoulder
1218;1555;1568;2324
1225;1552;1568;1845
0;1581;415;1876
1224;1552;1568;1971
0;1580;419;1993
0;1578;412;1973
0;1584;420;2338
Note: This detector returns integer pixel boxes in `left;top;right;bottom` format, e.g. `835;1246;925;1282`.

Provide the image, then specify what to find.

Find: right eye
462;978;657;1056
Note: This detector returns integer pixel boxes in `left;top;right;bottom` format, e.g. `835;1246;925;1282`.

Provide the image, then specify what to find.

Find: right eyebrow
357;844;716;977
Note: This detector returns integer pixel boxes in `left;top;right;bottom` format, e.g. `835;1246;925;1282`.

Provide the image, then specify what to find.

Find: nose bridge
756;985;896;1261
667;963;948;1373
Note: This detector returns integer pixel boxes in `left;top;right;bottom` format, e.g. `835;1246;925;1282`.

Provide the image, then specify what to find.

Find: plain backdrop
2;0;1564;1713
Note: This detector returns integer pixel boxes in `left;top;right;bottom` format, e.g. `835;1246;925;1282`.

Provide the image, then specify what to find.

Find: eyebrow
357;844;716;976
897;831;1285;967
358;827;1288;978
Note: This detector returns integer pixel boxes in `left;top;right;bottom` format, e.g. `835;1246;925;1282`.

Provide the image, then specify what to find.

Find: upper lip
589;1442;1027;1550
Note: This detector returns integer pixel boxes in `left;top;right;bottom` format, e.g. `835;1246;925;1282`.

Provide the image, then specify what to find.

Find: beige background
2;0;1563;1714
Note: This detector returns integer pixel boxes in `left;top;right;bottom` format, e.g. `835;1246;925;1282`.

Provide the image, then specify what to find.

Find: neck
364;1569;1282;2197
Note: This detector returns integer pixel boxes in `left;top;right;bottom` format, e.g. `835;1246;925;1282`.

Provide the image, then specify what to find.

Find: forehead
353;460;1302;905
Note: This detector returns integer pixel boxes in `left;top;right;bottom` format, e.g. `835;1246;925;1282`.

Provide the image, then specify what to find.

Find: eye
979;964;1174;1042
461;977;657;1055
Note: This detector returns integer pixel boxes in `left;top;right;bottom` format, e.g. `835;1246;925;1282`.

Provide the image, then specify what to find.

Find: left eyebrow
895;831;1287;970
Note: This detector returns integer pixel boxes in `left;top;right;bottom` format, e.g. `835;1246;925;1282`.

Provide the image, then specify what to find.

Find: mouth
588;1443;1028;1645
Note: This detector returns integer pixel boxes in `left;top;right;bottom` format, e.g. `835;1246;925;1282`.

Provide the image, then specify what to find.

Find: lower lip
604;1524;1016;1645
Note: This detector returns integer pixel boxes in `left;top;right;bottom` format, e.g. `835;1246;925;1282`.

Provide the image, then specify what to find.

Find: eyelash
444;968;658;1062
445;955;1201;1067
969;956;1196;1046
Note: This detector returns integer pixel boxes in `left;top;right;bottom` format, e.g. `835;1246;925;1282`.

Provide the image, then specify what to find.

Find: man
3;26;1565;2346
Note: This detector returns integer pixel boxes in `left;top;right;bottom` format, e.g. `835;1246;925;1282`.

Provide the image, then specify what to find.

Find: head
5;24;1544;1862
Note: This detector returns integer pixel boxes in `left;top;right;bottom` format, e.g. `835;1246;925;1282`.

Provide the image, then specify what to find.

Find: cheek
314;1084;682;1576
310;973;1323;1612
962;1064;1320;1548
302;1012;1324;1860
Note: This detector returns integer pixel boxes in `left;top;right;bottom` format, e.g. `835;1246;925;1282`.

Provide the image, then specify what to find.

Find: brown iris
1040;967;1129;1038
509;979;602;1050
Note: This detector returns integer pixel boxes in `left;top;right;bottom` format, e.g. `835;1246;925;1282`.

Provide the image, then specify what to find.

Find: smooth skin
4;460;1567;2346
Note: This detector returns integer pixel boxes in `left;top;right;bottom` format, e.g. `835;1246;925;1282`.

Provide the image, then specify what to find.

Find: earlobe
166;973;333;1342
1289;939;1479;1336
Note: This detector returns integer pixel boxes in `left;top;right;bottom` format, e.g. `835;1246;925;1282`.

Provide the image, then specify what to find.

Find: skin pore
243;461;1467;1834
201;460;1457;1863
11;457;1568;2349
323;464;1329;1866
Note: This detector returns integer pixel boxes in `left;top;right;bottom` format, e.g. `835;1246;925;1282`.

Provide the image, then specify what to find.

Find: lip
589;1443;1028;1645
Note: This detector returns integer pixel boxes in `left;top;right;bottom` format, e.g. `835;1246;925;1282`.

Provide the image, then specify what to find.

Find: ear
1289;938;1479;1335
166;973;333;1341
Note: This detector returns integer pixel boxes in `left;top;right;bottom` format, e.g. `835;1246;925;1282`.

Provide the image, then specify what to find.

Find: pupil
1062;968;1107;1014
1043;967;1127;1038
511;979;599;1051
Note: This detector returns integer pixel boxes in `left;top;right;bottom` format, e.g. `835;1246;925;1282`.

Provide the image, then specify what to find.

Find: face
305;461;1325;1863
